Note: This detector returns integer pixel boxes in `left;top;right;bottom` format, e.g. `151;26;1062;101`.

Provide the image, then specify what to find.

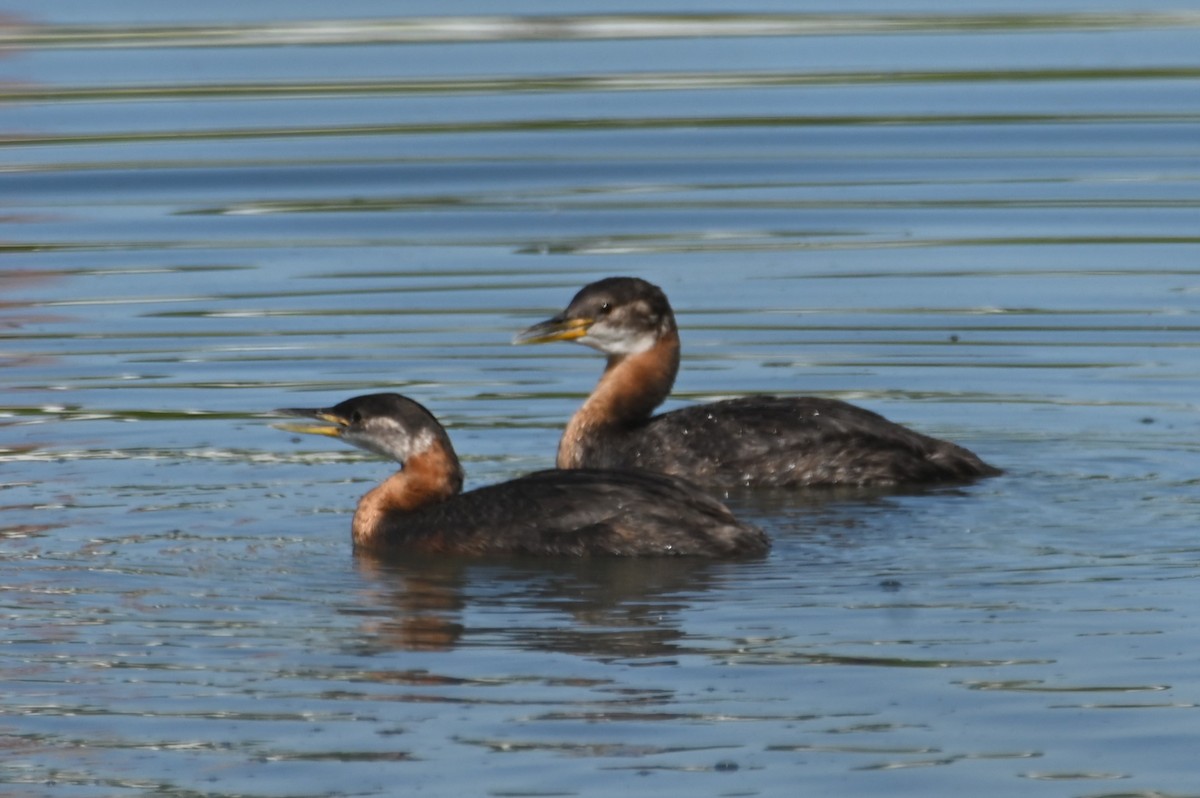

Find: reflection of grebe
515;277;1000;488
275;393;768;557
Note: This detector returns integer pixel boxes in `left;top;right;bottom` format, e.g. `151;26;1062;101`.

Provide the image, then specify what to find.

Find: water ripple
6;12;1200;49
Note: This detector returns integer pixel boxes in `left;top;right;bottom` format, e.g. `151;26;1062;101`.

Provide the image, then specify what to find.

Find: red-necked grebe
275;392;768;557
514;277;1000;488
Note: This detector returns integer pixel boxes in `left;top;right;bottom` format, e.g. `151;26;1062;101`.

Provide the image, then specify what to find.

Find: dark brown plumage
274;392;768;558
515;277;1000;488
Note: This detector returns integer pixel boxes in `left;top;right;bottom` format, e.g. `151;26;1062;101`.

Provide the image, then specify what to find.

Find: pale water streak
2;3;1200;797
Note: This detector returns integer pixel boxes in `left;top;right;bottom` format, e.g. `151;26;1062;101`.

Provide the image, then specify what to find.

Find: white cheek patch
348;419;438;464
403;429;438;461
580;323;657;356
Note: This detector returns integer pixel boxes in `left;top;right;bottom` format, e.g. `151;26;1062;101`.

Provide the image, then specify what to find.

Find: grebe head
275;393;453;466
514;276;676;357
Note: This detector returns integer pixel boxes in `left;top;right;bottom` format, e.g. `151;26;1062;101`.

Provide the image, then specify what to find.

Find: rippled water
3;2;1200;796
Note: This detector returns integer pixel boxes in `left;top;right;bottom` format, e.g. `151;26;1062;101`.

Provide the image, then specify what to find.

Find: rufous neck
351;448;462;549
557;329;680;468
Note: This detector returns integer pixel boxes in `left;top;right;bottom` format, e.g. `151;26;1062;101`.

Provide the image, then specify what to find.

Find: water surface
3;2;1200;796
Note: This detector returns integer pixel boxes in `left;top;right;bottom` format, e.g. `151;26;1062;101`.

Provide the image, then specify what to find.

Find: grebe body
515;277;999;488
275;393;768;557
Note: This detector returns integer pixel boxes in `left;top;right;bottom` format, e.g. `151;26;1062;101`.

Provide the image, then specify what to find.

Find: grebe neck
351;447;463;549
557;329;680;468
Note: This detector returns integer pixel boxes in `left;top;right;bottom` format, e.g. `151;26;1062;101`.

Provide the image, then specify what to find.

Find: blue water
3;2;1200;796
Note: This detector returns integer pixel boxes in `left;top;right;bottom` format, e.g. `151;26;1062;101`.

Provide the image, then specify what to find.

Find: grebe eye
598;302;612;315
350;411;363;425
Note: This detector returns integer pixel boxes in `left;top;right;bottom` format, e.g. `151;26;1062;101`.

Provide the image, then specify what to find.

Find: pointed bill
512;316;593;345
272;408;348;438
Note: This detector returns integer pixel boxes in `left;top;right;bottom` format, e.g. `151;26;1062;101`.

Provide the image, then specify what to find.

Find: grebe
514;277;1000;488
274;392;768;557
